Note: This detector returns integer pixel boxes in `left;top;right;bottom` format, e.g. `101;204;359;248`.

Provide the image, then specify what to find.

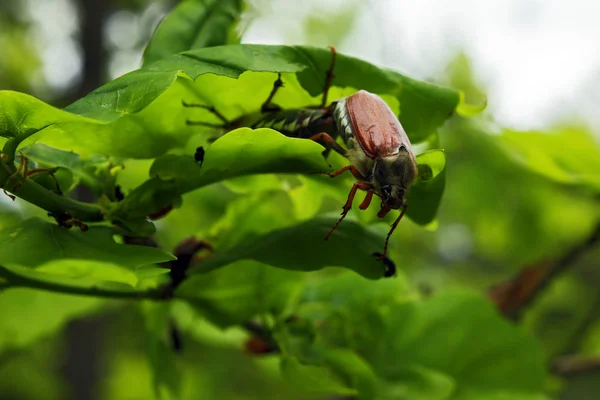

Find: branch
489;222;600;320
551;355;600;378
0;155;104;222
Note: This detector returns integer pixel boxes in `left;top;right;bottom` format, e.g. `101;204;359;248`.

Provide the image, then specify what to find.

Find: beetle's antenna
321;46;337;107
380;204;408;260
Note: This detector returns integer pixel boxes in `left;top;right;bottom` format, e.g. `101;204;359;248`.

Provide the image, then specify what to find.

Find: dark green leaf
0;218;174;268
187;217;390;279
376;291;547;398
176;260;304;328
140;302;181;398
143;0;243;65
283;274;546;399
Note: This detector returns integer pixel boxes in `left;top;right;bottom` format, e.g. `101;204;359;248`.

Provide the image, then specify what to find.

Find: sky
21;0;600;136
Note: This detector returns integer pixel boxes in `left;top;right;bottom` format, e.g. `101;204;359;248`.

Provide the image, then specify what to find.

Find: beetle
183;47;418;267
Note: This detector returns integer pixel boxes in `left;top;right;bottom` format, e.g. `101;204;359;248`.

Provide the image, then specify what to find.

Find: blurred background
0;0;599;399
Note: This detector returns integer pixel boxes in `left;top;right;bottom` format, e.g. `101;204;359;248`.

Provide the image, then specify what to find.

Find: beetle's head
372;151;418;210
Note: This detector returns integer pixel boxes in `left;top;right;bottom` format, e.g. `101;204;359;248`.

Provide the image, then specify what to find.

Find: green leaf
110;128;330;221
455;91;487;117
154;128;330;191
20;143;119;197
2;45;457;165
283;274;546;399
176;260;304;328
36;259;138;286
408;149;447;225
280;356;357;397
498;127;600;192
0;218;174;268
187;217;390;279
0;261;137;292
0;288;105;351
62;44;457;157
140;302;181;399
0;90;107;154
376;291;547;398
208;190;297;249
143;0;243;65
378;366;455;400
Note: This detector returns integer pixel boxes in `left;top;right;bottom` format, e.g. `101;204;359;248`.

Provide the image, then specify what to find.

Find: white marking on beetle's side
283;121;296;132
271;119;286;131
345;125;353;138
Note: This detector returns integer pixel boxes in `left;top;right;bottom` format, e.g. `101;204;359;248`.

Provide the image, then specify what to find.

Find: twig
551;355;600;378
0;157;104;222
489;222;600;320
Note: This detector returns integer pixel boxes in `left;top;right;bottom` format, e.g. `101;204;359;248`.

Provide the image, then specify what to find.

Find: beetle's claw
373;252;396;278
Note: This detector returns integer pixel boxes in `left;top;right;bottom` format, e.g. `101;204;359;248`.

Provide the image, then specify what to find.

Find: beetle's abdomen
251;108;336;139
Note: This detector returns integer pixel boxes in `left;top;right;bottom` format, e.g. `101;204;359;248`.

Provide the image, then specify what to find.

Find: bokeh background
0;0;599;399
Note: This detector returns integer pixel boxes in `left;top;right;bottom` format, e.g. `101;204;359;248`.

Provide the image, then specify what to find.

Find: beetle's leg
7;156;29;192
308;132;346;158
325;181;372;240
25;168;62;194
379;203;408;260
320;46;337;107
183;101;230;127
7;156;27;182
261;73;284;113
324;164;365;180
3;190;15;201
359;190;374;210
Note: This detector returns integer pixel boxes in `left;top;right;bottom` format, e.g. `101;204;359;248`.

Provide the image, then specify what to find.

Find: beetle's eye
381;185;392;195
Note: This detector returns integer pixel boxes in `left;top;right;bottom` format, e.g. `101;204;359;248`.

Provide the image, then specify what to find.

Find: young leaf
143;0;243;65
499;127;600;192
0;218;174;268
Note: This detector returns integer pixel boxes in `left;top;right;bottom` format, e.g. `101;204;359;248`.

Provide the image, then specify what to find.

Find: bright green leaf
498;127;600;192
110;128;330;221
143;0;243;65
0;218;174;268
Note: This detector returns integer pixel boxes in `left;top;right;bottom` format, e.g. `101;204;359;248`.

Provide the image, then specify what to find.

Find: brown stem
490;222;600;320
551;355;600;378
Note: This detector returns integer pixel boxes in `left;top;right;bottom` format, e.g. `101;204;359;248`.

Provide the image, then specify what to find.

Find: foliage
0;1;599;399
